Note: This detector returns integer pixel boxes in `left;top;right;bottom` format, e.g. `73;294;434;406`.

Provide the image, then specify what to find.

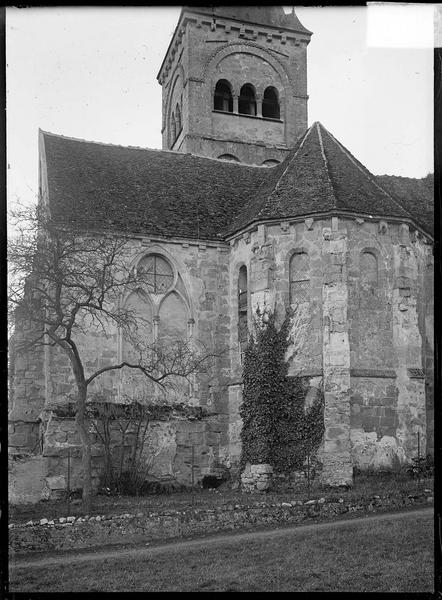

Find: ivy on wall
240;308;324;473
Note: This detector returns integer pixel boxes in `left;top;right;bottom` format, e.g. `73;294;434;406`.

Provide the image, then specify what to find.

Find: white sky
6;5;434;210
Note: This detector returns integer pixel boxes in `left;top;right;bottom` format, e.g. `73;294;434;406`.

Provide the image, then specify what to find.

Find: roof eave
224;210;434;243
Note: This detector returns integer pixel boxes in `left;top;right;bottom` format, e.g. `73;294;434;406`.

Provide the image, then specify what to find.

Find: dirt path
10;506;433;570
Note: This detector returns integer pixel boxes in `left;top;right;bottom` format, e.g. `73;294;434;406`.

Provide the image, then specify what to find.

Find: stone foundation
241;463;273;492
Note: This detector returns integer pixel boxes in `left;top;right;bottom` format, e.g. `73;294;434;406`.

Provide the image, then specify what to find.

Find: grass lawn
9;473;433;523
9;510;433;592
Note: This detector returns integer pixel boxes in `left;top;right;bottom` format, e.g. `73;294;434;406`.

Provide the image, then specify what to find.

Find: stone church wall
9;306;47;456
9;237;233;502
9;219;433;501
223;215;432;482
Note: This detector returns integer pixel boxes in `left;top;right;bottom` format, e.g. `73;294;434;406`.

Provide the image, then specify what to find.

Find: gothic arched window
262;86;280;119
121;254;192;399
138;254;174;294
238;84;257;116
159;291;188;343
175;103;182;134
360;251;378;292
214;79;233;112
289;252;310;305
238;265;248;353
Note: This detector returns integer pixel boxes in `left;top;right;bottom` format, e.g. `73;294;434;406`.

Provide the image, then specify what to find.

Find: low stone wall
9;489;433;555
9;402;218;505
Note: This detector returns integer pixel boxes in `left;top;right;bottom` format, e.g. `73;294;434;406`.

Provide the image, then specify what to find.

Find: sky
6;5;434;210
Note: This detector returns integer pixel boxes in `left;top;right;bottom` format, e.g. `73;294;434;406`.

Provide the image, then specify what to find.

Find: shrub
240;307;324;474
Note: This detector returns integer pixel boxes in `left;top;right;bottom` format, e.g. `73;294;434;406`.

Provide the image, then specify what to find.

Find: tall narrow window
238;84;256;116
214;79;233;112
262;86;280;119
360;251;378;293
175;103;182;134
170;112;176;146
289;252;310;305
238;266;248;353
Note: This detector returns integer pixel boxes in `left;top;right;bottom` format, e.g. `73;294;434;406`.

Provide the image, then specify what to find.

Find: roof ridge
267;124;314;197
41;129;164;153
315;122;338;207
41;130;268;170
320;125;418;222
252;124;315;221
228;125;314;231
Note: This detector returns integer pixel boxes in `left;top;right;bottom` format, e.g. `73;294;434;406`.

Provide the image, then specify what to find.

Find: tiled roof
41;123;434;242
376;174;434;236
228;122;421;234
41;132;268;240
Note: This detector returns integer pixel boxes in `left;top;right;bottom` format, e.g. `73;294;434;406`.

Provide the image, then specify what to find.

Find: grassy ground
9;473;433;523
9;510;433;592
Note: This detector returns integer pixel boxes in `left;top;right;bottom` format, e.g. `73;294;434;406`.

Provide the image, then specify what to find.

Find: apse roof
40;123;433;241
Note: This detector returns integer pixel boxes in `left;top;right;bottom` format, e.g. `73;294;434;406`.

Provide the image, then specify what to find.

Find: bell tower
157;6;312;166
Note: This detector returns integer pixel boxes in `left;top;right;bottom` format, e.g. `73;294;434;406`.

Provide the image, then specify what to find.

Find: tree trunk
75;384;92;512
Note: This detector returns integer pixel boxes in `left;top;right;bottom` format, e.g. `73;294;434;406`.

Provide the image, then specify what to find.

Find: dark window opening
214;80;233;112
238;265;248;355
262;86;280;119
175;103;182;135
238;84;256;116
170;112;176;147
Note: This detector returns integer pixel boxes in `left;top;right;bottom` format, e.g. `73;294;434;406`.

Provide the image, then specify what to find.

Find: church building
9;6;433;502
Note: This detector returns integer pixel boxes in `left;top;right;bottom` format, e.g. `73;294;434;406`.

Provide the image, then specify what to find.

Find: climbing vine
240;307;324;474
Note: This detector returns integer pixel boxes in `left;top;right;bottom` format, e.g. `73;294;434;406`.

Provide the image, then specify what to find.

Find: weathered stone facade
158;7;310;165
9;6;433;502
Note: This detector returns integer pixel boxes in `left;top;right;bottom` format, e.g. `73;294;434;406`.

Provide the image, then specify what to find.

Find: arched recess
262;86;280;119
170;112;176;147
238;83;257;116
261;159;280;167
218;153;240;162
120;249;194;357
289;251;310;306
164;66;184;148
360;250;378;292
122;289;154;362
158;291;189;343
214;79;233;112
119;251;195;400
175;103;182;134
203;42;293;97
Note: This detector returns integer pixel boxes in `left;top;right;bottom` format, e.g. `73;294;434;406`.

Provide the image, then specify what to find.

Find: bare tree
8;205;220;509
